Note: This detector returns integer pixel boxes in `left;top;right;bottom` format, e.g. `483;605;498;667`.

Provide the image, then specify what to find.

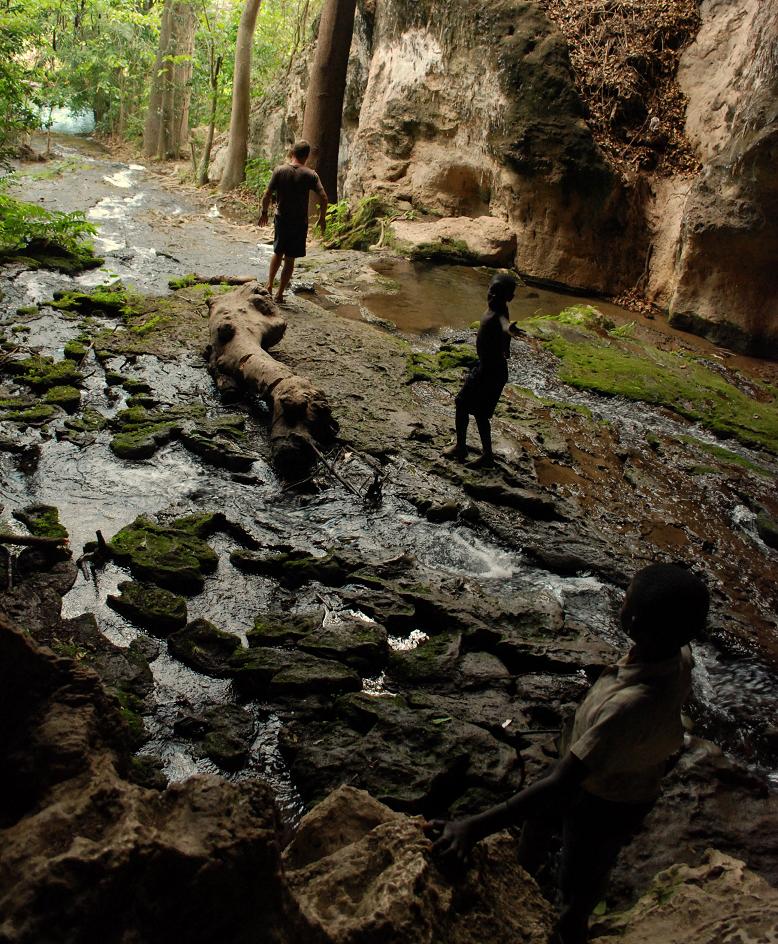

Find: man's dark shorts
274;214;308;259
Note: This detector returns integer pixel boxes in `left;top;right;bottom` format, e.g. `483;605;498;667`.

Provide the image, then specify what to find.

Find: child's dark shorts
274;214;308;258
455;362;508;419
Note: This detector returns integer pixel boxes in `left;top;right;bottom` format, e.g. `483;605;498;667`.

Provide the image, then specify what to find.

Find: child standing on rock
442;272;523;468
429;563;709;944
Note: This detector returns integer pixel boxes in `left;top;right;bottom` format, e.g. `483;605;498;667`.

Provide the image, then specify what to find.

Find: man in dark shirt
443;273;522;467
259;140;328;303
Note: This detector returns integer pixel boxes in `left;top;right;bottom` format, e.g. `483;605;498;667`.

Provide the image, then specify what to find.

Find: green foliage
244;155;275;193
323;197;395;251
0;190;97;258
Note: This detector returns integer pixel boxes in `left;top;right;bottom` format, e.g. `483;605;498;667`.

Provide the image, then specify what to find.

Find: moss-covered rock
756;511;778;550
174;704;255;771
106;515;219;593
43;384;81;412
230;548;358;588
0;395;58;426
247;612;321;646
12;503;68;541
408;238;481;266
528;308;778;454
387;631;462;685
62;408;108;434
107;580;188;635
63;339;89;361
10;355;83;390
322;196;395;251
268;654;362;698
167;618;240;676
298;618;389;674
50;282;141;318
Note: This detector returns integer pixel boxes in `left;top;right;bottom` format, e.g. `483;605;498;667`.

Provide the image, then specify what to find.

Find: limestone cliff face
649;0;778;355
341;0;646;294
243;0;777;354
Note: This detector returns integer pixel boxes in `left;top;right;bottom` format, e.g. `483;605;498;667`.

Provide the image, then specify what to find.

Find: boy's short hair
489;273;517;299
291;140;311;161
628;563;709;644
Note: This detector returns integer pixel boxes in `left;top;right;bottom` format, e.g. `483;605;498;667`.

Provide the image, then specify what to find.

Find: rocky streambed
2;139;778;939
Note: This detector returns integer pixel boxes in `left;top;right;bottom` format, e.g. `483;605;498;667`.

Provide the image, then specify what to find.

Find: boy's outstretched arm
430;752;588;868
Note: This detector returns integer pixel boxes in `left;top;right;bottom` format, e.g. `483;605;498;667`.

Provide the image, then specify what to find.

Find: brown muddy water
2;138;778;811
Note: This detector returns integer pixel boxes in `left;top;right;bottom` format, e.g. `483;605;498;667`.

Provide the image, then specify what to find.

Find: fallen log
207;282;338;478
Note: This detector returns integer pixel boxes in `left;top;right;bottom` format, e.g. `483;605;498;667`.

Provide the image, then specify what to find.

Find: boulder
279;691;523;815
592;850;778;944
0;615;316;944
285;785;555;944
390;216;518;267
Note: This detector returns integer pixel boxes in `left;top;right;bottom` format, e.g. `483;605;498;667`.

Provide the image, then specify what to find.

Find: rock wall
342;0;646;294
240;0;777;354
648;0;778;356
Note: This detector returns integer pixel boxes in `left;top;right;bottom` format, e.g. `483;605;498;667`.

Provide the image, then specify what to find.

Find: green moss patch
168;618;241;676
407;342;477;383
51;282;142;319
63;338;89;361
109;403;254;469
0;401;57;426
107;515;220;594
323;196;395;251
677;436;773;478
529;309;778;454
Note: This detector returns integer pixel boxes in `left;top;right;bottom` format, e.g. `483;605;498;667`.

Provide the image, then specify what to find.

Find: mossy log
207;282;338;477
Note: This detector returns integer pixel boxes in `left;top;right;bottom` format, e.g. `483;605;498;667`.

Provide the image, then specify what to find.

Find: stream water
2;139;777;817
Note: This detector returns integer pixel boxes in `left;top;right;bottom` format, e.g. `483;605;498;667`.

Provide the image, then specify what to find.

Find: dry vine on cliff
540;0;701;178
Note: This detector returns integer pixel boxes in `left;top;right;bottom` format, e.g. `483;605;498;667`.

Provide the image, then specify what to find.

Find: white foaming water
103;169;137;188
88;192;145;220
207;206;221;218
93;234;125;252
388;629;429;651
129;164;146;171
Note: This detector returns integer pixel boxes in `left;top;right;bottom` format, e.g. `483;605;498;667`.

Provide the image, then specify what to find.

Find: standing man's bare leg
266;252;283;294
275;257;296;303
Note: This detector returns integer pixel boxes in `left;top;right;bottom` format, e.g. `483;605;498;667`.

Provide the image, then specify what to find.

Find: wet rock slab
279;691;523;816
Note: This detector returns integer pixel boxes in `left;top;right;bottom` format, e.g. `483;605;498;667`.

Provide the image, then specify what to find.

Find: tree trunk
207;283;338;477
143;0;173;158
219;0;262;192
301;0;357;203
196;53;222;185
144;1;196;160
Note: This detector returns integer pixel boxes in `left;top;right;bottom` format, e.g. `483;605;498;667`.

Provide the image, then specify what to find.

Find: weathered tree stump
207;282;338;478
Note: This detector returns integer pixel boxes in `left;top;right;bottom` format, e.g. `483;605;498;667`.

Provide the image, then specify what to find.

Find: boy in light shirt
430;563;709;944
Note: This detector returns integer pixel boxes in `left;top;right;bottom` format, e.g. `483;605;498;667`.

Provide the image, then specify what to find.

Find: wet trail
2;138;778;813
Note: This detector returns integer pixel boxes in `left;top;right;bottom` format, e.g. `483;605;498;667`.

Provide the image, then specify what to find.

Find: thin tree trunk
301;0;357;203
197;53;222;185
219;0;262;192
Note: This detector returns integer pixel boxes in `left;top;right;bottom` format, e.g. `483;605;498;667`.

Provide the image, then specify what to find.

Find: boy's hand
258;211;269;227
318;212;327;234
425;818;476;871
509;321;526;338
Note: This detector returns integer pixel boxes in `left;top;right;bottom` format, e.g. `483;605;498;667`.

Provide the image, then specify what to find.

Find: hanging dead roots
540;0;702;178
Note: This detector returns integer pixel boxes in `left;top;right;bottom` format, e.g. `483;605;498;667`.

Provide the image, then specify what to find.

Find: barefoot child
442;273;522;467
430;563;709;944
